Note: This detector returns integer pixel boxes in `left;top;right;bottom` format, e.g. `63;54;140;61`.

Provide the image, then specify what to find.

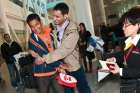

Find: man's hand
56;67;66;74
56;64;69;74
59;64;69;70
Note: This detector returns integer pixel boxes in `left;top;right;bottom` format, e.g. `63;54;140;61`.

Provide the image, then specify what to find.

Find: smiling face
53;10;67;26
123;19;139;37
28;19;43;34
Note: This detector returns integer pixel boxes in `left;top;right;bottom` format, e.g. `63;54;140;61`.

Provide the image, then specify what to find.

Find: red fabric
56;73;77;88
36;27;54;52
106;63;115;70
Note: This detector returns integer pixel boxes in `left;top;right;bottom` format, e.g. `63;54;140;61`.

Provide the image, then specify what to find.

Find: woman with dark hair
106;6;140;93
79;23;88;72
79;23;95;72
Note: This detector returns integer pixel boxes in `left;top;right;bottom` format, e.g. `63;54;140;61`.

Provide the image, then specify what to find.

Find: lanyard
124;45;134;65
29;38;47;53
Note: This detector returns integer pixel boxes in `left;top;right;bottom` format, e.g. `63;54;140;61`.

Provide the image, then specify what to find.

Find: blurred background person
79;22;90;72
0;33;22;91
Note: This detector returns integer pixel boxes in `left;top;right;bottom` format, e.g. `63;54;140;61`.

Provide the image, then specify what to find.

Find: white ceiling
103;0;140;17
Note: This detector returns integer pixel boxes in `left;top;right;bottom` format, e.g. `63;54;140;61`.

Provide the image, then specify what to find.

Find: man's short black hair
26;13;41;24
3;33;10;38
53;3;69;15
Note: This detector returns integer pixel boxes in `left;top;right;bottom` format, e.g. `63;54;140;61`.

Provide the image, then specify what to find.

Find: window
47;0;54;3
29;7;35;13
10;0;23;7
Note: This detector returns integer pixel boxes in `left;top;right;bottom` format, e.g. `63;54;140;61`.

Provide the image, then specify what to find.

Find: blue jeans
7;63;20;87
64;67;92;93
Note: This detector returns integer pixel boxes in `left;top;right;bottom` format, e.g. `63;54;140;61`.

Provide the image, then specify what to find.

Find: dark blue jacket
28;33;62;73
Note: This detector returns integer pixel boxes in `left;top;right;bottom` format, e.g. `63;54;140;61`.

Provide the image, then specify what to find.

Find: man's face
53;10;67;26
28;19;42;33
4;34;11;43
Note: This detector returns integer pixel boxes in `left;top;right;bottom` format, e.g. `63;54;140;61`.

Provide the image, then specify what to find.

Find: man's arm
43;29;79;64
14;42;22;52
122;68;140;78
0;45;7;59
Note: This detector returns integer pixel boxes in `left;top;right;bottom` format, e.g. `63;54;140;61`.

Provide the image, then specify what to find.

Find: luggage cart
14;52;38;93
14;52;29;93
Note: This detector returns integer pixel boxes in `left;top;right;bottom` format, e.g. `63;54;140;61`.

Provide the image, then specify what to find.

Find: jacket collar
124;34;140;50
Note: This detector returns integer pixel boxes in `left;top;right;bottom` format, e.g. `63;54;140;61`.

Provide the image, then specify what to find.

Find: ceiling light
112;0;121;4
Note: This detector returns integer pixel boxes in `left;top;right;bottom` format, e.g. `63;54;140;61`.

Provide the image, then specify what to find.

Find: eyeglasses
123;23;132;28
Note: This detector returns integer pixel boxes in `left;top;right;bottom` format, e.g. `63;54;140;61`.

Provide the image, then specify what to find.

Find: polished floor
0;60;120;93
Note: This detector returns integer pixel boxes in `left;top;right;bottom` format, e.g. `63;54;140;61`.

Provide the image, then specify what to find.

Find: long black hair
79;22;87;31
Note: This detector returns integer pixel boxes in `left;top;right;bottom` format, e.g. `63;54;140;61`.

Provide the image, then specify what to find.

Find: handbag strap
29;38;47;53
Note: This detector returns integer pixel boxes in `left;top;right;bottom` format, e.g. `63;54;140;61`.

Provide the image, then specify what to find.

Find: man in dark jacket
1;33;22;90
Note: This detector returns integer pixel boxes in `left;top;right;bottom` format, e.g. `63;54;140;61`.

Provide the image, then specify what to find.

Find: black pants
37;74;64;93
86;51;95;72
120;79;140;93
80;49;88;72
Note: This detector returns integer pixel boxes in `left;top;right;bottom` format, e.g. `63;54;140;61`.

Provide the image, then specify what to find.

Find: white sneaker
15;86;19;91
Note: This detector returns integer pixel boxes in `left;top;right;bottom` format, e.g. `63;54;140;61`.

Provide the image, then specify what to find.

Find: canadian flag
56;73;77;88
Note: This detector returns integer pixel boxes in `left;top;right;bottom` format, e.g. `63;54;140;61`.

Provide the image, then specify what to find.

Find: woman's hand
110;63;120;74
29;50;38;57
106;57;120;74
35;56;44;65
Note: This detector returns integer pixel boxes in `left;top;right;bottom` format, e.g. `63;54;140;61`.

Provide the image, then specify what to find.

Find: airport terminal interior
0;0;140;93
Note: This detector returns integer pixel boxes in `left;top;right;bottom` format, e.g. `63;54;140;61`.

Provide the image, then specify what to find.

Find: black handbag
20;64;38;89
18;54;34;67
86;51;95;60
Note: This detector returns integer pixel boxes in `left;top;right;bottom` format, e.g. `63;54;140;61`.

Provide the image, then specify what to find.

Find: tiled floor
0;61;120;93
